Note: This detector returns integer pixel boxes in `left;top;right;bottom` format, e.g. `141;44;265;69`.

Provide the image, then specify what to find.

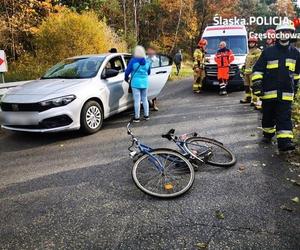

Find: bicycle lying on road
127;121;236;198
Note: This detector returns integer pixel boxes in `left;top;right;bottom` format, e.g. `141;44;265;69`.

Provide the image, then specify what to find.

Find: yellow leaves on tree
35;11;127;65
0;0;65;60
5;11;127;82
272;0;295;18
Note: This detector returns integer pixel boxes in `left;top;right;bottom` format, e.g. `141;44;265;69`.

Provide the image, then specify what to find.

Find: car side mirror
102;69;119;79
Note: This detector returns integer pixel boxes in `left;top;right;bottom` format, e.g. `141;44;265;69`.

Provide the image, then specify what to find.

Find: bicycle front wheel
132;149;195;198
184;137;236;167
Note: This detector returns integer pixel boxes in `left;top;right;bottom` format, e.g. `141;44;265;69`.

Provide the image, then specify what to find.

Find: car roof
69;53;131;59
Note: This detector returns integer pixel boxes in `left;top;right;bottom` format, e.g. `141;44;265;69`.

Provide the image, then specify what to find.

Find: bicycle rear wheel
184;137;236;167
132;148;195;198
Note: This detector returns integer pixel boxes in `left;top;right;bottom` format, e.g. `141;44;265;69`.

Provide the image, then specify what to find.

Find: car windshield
204;36;247;56
42;57;105;79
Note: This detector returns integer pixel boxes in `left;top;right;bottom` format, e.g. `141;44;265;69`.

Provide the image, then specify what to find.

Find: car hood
2;78;92;103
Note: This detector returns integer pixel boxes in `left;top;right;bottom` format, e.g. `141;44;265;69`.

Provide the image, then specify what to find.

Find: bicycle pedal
192;164;199;172
204;152;212;161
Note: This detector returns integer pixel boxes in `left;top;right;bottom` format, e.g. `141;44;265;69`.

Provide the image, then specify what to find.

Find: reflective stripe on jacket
244;47;261;74
193;49;205;69
251;43;300;101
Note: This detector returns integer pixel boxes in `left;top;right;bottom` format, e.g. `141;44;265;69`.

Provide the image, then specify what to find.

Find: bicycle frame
127;122;212;170
127;122;165;173
169;136;211;164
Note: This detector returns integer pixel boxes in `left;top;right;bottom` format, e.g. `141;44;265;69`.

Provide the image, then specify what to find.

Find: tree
0;0;63;61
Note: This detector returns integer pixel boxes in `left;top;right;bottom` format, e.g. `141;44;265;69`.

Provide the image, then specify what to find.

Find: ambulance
202;25;248;89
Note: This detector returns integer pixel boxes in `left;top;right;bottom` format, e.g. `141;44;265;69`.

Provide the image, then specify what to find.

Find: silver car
0;53;172;134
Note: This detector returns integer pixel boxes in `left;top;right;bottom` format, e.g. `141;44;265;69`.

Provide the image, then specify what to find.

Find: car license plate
0;112;38;125
213;81;219;86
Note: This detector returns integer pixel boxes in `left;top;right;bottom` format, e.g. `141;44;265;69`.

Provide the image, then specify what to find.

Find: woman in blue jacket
125;46;151;122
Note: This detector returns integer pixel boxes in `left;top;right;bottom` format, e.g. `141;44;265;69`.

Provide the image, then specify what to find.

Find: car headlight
39;95;76;108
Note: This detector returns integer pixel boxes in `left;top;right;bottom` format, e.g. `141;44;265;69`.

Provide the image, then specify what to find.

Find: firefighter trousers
262;100;293;146
193;68;204;92
244;74;259;102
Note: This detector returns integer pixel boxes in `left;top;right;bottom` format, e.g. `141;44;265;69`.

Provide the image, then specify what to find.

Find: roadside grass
169;61;193;81
292;90;300;156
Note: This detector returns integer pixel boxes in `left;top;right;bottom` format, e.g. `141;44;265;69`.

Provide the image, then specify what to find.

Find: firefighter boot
278;139;296;152
240;86;252;103
260;137;272;144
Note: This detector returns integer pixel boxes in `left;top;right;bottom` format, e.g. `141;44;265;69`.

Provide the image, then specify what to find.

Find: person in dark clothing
109;48;118;53
252;21;299;152
174;50;183;75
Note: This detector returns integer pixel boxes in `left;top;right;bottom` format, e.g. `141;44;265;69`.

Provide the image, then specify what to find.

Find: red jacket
215;48;234;80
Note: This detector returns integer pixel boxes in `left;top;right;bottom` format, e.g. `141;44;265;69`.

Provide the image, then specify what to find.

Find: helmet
276;20;295;33
248;36;258;43
265;29;276;38
265;29;276;45
198;39;208;47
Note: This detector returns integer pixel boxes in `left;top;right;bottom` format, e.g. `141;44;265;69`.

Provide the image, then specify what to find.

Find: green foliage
5;53;48;82
5;11;127;82
292;89;300;149
169;61;193;81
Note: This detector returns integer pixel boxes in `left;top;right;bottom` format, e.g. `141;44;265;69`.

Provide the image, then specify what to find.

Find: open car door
148;54;172;99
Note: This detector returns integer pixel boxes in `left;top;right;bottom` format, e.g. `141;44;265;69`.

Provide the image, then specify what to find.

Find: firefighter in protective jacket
193;39;207;93
240;36;262;105
252;21;299;151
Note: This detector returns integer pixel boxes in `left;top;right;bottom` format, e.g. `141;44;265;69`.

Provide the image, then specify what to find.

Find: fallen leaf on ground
215;210;225;220
280;205;293;212
291;197;299;203
196;242;208;249
239;166;245;171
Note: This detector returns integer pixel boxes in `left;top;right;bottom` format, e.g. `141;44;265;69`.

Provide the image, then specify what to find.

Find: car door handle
156;71;167;74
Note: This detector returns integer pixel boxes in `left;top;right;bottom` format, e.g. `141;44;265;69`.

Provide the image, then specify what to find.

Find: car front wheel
80;100;103;134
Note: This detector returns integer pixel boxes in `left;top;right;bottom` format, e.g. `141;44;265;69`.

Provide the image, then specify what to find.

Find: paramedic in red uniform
214;41;235;95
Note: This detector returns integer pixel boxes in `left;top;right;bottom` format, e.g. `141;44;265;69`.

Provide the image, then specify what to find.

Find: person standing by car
146;47;160;111
214;41;234;95
125;46;151;122
192;39;207;93
174;50;183;75
240;36;262;107
109;48;118;53
252;21;299;151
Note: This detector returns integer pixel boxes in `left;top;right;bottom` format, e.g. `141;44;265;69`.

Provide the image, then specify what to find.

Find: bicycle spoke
132;150;195;197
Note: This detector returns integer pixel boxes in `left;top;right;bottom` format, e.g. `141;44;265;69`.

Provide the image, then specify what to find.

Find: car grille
205;64;239;78
0;102;49;112
5;115;73;129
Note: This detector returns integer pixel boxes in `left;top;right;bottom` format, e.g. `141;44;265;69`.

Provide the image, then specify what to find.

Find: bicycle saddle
162;129;175;140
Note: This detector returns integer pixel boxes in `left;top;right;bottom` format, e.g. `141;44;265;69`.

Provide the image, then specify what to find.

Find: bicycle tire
184;137;236;167
132;148;195;198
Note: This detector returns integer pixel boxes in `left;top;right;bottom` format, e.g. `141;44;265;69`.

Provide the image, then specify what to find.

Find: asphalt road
0;78;299;250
